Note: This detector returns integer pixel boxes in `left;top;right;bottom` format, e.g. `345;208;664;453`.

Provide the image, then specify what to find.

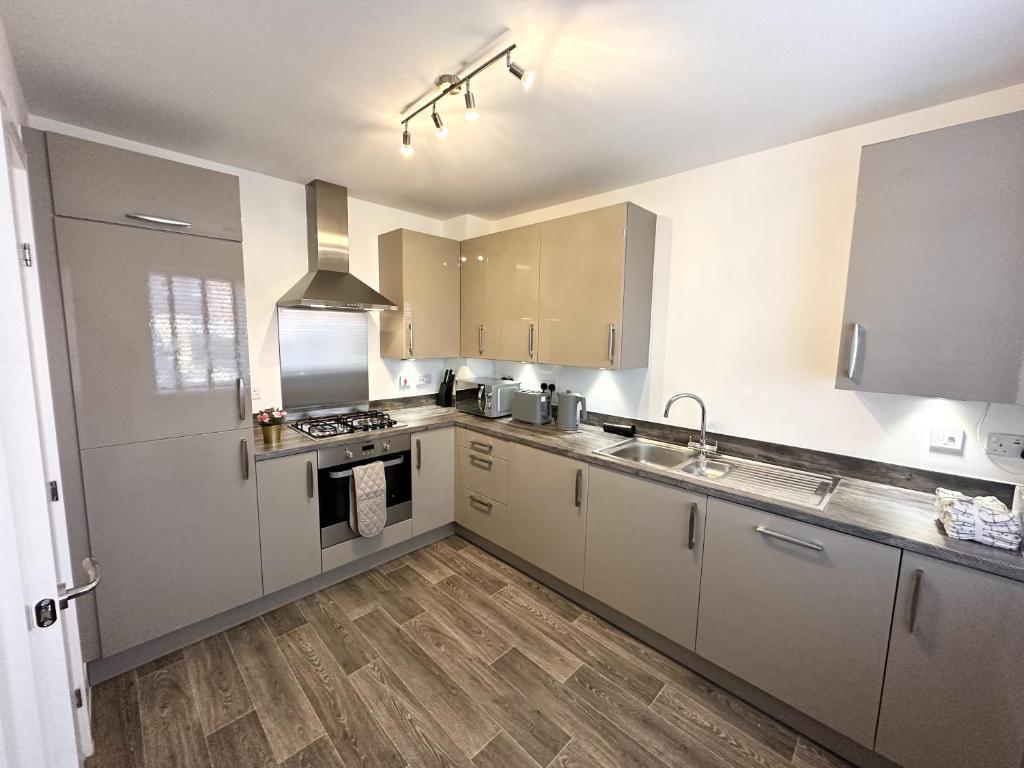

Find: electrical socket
416;373;431;388
986;432;1024;458
929;428;964;455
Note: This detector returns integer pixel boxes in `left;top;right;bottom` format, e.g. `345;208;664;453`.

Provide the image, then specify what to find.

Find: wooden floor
87;536;853;768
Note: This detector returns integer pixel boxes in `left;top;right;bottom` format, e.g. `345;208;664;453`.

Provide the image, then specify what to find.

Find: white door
0;109;86;767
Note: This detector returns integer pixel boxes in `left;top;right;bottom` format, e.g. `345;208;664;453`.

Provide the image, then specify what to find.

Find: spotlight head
507;59;535;90
400;126;413;156
432;108;447;139
464;89;478;121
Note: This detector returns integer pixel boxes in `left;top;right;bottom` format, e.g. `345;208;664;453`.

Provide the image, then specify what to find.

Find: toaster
511;390;553;425
456;377;520;419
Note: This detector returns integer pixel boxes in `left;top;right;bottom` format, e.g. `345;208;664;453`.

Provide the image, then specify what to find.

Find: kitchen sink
678;457;732;480
596;438;693;470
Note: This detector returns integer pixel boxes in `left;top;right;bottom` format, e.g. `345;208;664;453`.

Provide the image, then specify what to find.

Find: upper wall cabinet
460;224;541;361
379;229;461;359
539;203;656;369
46;132;243;241
836;110;1024;403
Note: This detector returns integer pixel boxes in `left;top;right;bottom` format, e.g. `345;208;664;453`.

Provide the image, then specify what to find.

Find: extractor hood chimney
277;180;398;311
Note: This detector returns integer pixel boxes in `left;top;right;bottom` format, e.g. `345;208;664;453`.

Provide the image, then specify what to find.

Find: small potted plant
257;407;287;443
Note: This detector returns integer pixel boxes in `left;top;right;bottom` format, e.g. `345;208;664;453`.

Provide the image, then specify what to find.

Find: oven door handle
327;456;404;479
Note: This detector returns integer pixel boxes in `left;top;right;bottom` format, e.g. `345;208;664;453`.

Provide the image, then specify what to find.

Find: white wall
484;83;1024;484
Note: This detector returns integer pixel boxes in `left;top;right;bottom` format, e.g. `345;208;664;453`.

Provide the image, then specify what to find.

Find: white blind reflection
148;274;241;392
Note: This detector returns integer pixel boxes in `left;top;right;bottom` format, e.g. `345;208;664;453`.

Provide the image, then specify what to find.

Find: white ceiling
4;1;1024;219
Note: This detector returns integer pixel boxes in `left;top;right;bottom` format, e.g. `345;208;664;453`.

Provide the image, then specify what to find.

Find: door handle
528;323;535;359
59;556;100;609
607;323;616;364
126;213;191;228
240;438;250;480
306;460;315;498
478;324;485;356
908;568;923;634
687;503;697;550
755;525;822;551
416;438;422;470
469;454;493;470
574;468;583;507
847;322;864;382
237;377;246;421
408;323;414;357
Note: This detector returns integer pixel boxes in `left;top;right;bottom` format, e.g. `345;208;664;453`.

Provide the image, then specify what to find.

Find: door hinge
20;242;32;267
74;688;83;709
49;480;59;502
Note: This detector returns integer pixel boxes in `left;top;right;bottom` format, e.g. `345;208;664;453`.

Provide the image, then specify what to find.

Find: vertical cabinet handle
908;568;923;634
240;439;250;480
847;322;864;382
306;460;314;498
574;468;583;508
478;324;485;356
607;323;616;364
416;438;422;470
528;323;535;359
687;502;697;550
408;323;415;357
237;377;246;421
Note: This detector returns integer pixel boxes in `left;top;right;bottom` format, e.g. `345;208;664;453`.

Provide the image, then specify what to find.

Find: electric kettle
556;390;587;431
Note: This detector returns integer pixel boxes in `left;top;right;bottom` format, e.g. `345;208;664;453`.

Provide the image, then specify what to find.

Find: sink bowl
596;438;692;470
678;458;732;480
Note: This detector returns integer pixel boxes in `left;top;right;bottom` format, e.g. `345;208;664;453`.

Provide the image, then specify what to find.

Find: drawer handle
908;568;923;634
469;454;493;470
469;440;493;454
469;495;493;512
687;503;697;550
126;213;192;228
755;526;822;552
574;468;582;508
306;460;314;498
240;438;250;481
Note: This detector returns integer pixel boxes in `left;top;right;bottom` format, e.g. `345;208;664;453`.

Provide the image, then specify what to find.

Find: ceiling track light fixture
399;43;533;156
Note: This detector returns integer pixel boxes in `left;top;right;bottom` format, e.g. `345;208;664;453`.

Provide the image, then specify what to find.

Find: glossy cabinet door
256;453;321;595
538;203;656;369
696;498;899;747
46;132;243;241
875;553;1024;768
506;444;588;589
378;229;460;359
584;468;705;650
55;217;251;449
412;427;455;535
460;225;541;361
81;428;262;656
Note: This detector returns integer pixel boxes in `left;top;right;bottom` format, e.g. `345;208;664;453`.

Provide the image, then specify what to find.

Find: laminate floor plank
86;671;144;768
184;633;254;735
426;540;506;594
437;575;582;683
350;658;475;768
138;662;212;768
277;623;405;768
299;588;377;674
279;736;348;768
490;648;669;768
793;737;854;768
404;612;570;767
493;585;664;705
325;575;377;619
354;608;501;757
457;546;582;622
547;738;614;768
136;649;185;678
204;711;275;768
444;535;471;551
387;564;510;664
403;547;457;583
262;603;307;637
224;617;324;762
471;730;541;768
352;567;426;624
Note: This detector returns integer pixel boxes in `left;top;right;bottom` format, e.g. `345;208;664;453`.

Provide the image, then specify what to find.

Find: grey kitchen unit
836;109;1024;403
256;452;321;595
695;498;900;747
874;553;1024;768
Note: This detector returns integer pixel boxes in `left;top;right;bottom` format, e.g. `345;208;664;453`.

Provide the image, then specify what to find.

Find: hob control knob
344;449;353;459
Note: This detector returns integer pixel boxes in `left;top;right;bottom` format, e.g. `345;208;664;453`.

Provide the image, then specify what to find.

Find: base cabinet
584;468;705;650
874;553;1024;768
696;498;899;747
412;427;455;535
256;453;321;595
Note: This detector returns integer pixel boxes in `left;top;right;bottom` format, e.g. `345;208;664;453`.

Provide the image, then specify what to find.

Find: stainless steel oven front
317;434;412;548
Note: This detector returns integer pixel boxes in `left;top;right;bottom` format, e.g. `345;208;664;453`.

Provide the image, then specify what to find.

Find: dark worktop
255;405;1024;584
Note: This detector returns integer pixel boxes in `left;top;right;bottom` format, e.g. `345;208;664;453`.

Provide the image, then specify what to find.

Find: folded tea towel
350;461;386;537
935;487;1022;551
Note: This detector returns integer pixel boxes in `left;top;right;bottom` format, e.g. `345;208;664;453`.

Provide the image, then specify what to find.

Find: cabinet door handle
607;323;616;364
687;503;697;550
574;468;583;508
306;460;314;498
908;568;923;634
469;495;492;512
416;438;422;470
469;440;493;454
469;454;493;470
237;377;246;421
408;323;414;357
528;323;535;359
847;322;864;381
240;439;250;480
478;324;485;356
755;525;822;551
126;213;191;228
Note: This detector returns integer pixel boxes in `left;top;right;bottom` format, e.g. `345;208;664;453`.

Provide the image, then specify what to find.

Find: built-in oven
317;434;412;548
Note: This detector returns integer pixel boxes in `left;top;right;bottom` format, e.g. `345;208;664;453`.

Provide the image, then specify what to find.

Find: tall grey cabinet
28;131;261;659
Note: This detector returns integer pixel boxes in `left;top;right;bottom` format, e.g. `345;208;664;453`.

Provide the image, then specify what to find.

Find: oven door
318;451;412;548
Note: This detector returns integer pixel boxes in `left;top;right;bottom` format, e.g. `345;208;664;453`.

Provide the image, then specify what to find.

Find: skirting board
454;524;900;768
87;524;454;684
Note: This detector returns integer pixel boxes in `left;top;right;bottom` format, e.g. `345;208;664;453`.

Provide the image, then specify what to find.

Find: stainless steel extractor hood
277;180;398;311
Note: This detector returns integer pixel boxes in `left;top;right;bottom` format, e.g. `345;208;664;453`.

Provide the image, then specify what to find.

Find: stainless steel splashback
277;307;368;411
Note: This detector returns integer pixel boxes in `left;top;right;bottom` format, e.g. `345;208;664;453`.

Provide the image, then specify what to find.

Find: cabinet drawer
456;428;510;461
321;519;412;573
696;498;899;747
455;486;508;545
47;132;242;241
457;447;509;503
